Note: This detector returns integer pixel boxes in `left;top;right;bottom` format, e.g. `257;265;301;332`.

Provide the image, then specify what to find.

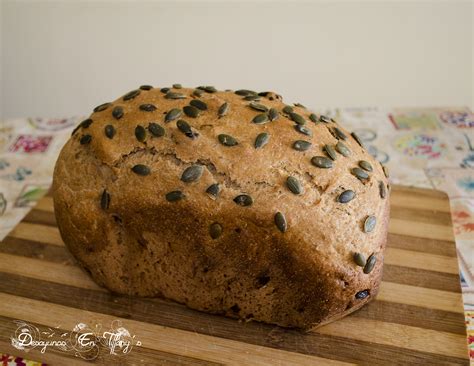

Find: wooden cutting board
0;185;469;365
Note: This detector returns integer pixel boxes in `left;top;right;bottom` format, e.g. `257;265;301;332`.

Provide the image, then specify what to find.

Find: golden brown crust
53;86;390;329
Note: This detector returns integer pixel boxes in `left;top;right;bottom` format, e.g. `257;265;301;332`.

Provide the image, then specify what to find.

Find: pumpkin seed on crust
252;114;269;125
359;160;373;172
268;108;279;121
218;134;238;146
218;102;229;117
165;108;182;122
289;112;306;125
335;141;350;157
209;223;223;239
293;140;312;151
286;176;303;195
132;164;150;176
148;123;165;137
364;253;377;274
351;167;369;180
255;133;270;149
206;183;220;199
338;190;355;203
233;194;253;206
311;156;333;168
181;165;204;182
166;190;185;202
363;215;377;233
353;252;366;267
324;145;337;161
274;212;287;233
190;99;208;111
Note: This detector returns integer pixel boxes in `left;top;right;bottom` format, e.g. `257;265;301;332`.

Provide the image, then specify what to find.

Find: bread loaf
52;85;390;329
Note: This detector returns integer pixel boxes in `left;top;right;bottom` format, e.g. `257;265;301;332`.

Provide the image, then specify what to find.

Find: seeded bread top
65;84;389;277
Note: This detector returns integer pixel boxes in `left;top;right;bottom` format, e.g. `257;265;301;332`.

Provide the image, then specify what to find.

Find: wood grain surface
0;185;469;365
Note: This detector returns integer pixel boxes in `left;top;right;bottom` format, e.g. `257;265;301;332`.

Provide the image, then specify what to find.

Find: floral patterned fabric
0;107;473;363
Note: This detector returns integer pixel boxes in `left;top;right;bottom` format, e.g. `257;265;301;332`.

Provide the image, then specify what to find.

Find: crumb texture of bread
53;86;390;329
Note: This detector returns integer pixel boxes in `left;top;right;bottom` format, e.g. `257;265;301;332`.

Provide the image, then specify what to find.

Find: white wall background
1;0;473;118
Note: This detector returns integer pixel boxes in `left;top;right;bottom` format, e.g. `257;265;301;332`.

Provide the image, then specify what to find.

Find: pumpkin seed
209;223;223;239
338;190;355;203
382;164;389;178
379;181;387;199
160;87;170;93
80;118;93;129
287;176;303;195
255;133;270;149
351;132;364;147
139;85;153;90
192;89;204;97
233;194;253;206
364;215;376;233
218;134;238;146
123;89;141;101
80;134;92;145
165;92;186;100
319;115;330;123
206;183;220;199
309;113;318;123
202;86;217;93
132;164;150;176
289;112;306;125
294;125;312;136
359;160;373;172
282;105;293;114
100;189;110;210
334;127;348;140
311;156;333;168
244;95;260;101
351;167;369;180
353;252;366;267
166;190;185;202
181;165;203;182
112;106;124;120
363;253;377;274
249;102;268;112
177;119;198;139
258;91;270;97
268;108;279;121
252;114;269;124
104;125;115;139
172;83;182;89
93;102;111;112
139;104;157;112
355;290;369;299
294;102;306;109
218;102;229;117
324;145;337;161
235;89;257;96
293;140;312;151
135;125;146;142
335;141;350;157
165;108;182;122
148;123;165;137
274;212;287;233
190;99;208;111
177;119;191;133
183;105;199;118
